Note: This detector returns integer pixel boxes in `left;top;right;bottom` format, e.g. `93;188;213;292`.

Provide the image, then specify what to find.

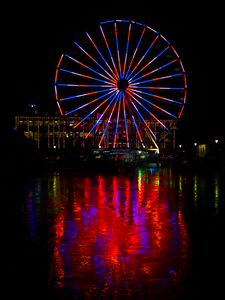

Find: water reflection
19;167;224;299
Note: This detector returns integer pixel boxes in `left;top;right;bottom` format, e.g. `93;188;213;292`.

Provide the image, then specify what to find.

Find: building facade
15;115;177;153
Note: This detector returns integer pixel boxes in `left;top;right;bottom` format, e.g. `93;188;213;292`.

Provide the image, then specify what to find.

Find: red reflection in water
47;169;190;299
51;210;65;288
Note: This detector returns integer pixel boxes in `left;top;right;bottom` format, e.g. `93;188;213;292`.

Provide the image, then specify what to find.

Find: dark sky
5;2;222;141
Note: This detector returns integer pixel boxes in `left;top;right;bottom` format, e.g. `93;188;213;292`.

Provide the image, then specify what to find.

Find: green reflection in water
193;176;198;208
214;175;219;209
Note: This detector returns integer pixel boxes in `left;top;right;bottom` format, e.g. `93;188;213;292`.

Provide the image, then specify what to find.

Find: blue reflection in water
20;167;224;299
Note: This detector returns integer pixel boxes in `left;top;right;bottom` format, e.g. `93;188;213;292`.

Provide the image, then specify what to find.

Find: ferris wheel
54;19;187;151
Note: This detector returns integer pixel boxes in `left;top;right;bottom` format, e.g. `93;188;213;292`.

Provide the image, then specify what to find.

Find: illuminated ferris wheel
54;19;187;151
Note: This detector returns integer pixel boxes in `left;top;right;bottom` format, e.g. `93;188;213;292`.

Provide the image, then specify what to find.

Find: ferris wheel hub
117;78;129;91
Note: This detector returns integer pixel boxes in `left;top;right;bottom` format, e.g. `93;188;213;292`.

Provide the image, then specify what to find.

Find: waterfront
5;165;225;299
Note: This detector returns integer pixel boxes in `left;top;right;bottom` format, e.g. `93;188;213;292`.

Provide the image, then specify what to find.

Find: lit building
15;115;177;153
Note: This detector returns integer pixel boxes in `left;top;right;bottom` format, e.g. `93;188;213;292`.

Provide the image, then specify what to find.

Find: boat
87;148;161;169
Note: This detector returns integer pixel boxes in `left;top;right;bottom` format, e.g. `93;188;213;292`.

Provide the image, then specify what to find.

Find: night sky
5;2;222;142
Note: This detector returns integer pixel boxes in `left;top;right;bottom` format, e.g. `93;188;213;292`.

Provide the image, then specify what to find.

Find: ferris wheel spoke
100;25;119;78
74;41;116;82
59;88;114;101
132;85;184;91
72;91;117;129
131;115;146;148
128;45;170;82
122;95;130;147
57;83;113;88
125;35;159;80
130;89;178;119
126;89;168;129
59;67;115;85
98;95;120;148
132;88;184;105
130;58;178;83
113;93;122;148
130;73;183;85
114;22;123;78
129;98;157;141
65;54;117;84
124;26;146;80
122;22;132;76
86;32;118;81
132;85;185;92
85;92;119;138
65;89;116;116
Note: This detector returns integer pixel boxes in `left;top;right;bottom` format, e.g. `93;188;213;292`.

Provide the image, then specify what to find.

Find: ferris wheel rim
54;19;187;150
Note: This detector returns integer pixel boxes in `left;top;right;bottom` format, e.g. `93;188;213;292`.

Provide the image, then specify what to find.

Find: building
15;115;177;153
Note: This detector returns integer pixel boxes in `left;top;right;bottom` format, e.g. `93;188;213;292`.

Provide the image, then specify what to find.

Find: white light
215;139;219;144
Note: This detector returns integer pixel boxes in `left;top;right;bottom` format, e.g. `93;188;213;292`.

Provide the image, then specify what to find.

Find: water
5;166;225;299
